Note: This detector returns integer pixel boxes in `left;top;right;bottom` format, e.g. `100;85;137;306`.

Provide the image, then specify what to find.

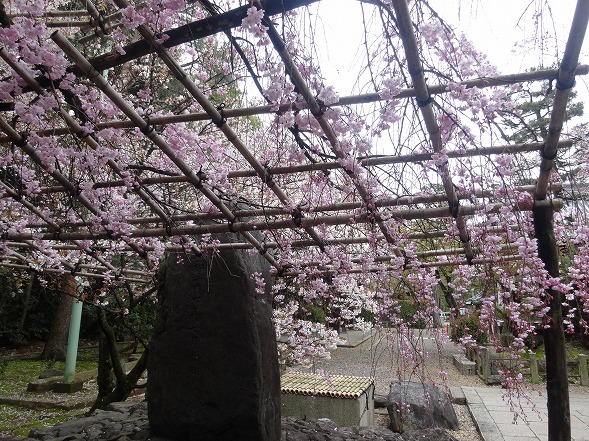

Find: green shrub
304;304;327;324
450;311;488;345
359;307;375;324
399;299;426;329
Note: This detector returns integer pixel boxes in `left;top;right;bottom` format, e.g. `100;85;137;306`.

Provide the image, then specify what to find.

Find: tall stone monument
148;235;280;440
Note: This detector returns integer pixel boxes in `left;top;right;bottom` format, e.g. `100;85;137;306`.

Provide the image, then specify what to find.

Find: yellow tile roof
281;371;373;398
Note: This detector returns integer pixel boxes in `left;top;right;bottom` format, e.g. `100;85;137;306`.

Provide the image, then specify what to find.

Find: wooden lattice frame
0;1;584;278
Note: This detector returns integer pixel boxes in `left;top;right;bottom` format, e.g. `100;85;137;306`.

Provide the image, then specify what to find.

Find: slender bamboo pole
259;3;401;252
0;199;562;241
75;0;320;75
277;254;524;277
7;66;585;138
2;254;151;278
535;3;589;200
9;10;90;18
290;242;519;269
0;263;150;283
112;0;326;252
45;20;92;27
52;31;283;272
24;142;568;196
23;183;559;230
5;225;519;253
392;0;475;264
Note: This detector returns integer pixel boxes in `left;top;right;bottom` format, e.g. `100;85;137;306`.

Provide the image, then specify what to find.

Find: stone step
453;353;476;376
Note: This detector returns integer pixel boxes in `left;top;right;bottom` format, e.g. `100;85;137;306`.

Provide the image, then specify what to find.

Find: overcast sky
312;1;588;97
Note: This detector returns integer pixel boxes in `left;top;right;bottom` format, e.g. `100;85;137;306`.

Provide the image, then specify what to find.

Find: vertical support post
579;354;588;387
64;298;83;383
481;347;491;382
533;205;570;441
530;353;540;384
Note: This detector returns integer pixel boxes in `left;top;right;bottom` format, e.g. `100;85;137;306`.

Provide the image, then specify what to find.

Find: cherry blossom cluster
0;0;586;395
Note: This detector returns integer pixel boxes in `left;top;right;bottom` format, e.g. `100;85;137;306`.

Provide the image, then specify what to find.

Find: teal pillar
64;299;83;383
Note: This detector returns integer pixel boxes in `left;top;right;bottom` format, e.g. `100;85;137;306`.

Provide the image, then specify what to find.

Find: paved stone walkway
463;387;589;441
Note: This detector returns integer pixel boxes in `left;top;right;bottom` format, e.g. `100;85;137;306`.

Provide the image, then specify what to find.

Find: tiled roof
281;372;373;399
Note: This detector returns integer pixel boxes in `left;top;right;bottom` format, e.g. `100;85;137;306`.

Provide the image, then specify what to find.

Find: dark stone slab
147;234;280;441
449;386;466;405
374;393;389;408
51;382;84;394
387;381;459;433
27;379;57;393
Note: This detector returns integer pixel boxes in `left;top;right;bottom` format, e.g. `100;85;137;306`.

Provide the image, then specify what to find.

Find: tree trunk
18;271;35;331
96;328;114;396
89;307;148;413
533;205;570;441
39;275;75;361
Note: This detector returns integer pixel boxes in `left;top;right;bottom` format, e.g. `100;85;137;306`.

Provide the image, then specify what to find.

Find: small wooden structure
281;372;375;426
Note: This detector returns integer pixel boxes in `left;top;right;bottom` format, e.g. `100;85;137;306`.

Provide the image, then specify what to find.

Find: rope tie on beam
114;270;122;281
401;249;408;271
131;178;143;191
555;76;575;91
13;132;28;148
92;15;108;37
71;262;81;276
214;103;227;127
193;168;205;188
75;128;92;139
312;100;327;118
140;113;155;135
448;200;460;218
540;148;558;161
365;205;377;225
292;207;303;227
262;164;274;186
415;95;434;108
136;247;148;259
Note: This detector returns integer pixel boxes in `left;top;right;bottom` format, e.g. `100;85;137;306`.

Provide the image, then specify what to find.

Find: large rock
28;402;459;441
386;382;458;433
147;234;280;441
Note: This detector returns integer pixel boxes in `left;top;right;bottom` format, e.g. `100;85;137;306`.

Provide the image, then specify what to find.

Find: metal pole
64;298;83;383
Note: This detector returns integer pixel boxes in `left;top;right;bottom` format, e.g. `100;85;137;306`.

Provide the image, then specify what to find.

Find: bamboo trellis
0;0;585;282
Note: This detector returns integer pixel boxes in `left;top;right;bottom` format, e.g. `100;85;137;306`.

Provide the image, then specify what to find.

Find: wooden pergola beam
77;0;320;75
0;199;562;242
5;65;586;135
22;184;559;230
392;0;475;264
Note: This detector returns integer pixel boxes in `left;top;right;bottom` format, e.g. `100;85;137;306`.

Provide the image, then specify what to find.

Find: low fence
464;345;589;386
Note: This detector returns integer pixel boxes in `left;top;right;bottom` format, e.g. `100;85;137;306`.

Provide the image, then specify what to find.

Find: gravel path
286;328;487;441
